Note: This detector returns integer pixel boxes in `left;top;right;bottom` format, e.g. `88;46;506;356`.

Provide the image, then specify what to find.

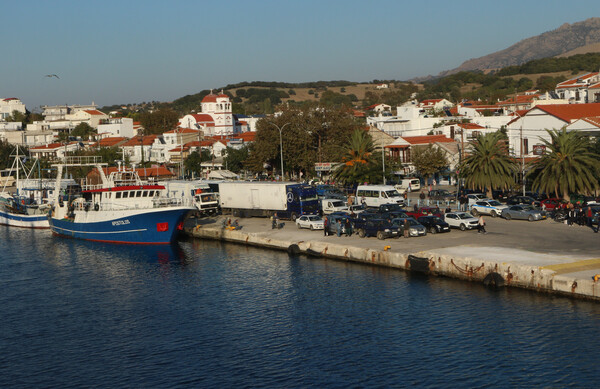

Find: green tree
4;110;27;123
333;129;379;184
529;129;600;200
72;122;95;140
184;149;211;177
139;108;179;134
224;145;249;173
246;105;360;178
459;132;516;198
411;144;448;181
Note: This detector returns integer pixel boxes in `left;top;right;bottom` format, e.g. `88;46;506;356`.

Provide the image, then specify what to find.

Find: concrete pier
184;216;600;301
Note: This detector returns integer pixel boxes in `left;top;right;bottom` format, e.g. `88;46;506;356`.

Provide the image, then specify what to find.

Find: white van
400;178;421;192
356;185;405;208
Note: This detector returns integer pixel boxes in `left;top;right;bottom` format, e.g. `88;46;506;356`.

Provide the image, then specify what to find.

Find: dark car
428;189;456;203
417;215;451;234
355;219;400;240
326;214;354;236
506;195;539;207
492;190;511;202
391;217;427;237
378;203;406;213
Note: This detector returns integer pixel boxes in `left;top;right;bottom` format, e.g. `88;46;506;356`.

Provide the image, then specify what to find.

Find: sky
2;0;599;110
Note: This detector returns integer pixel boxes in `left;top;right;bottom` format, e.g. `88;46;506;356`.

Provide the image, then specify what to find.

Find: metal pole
270;122;289;181
521;122;525;196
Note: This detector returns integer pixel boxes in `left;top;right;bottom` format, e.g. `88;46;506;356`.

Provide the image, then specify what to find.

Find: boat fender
483;272;505;288
84;203;89;212
287;244;300;256
94;203;99;211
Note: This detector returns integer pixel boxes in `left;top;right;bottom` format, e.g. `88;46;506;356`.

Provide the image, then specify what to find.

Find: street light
513;111;526;196
270;122;290;181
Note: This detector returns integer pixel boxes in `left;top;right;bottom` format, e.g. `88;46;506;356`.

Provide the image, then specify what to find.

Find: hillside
437;17;600;77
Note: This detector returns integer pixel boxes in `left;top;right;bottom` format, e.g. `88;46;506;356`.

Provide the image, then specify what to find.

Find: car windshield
300;194;318;201
431;217;443;223
457;213;473;219
438;190;449;195
331;200;345;207
385;204;402;211
307;216;321;221
408;219;419;226
521;206;534;211
384;190;400;198
488;200;502;206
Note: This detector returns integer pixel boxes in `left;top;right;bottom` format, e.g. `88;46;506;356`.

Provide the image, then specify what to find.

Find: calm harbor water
1;226;599;388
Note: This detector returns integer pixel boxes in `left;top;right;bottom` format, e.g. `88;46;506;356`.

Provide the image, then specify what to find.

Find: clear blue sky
2;0;599;110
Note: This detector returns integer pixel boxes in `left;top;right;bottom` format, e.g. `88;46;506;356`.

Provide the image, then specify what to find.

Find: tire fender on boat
94;203;99;211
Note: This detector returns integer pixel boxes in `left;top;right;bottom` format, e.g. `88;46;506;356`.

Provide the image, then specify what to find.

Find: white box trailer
218;181;319;219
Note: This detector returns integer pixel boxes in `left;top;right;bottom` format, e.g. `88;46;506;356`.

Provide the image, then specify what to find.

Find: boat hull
49;207;192;244
0;209;50;229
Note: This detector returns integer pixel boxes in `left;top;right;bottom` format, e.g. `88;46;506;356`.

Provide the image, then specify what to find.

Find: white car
321;198;349;215
444;212;479;231
296;215;325;230
470;199;508;217
466;193;486;207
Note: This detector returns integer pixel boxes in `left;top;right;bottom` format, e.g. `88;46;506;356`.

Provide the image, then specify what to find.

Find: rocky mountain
435;17;600;78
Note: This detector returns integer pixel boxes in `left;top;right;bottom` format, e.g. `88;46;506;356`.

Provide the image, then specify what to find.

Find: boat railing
72;197;192;212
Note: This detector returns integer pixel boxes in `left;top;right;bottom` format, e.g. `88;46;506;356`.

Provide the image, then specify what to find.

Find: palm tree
333;129;378;184
460;132;516;198
529;129;600;201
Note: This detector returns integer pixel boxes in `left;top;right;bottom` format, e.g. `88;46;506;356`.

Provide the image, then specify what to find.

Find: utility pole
269;122;290;181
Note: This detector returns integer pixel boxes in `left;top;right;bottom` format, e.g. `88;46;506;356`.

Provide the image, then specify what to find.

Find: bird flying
44;74;60;79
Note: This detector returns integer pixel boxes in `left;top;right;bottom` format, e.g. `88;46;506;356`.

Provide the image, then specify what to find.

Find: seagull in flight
44;74;60;79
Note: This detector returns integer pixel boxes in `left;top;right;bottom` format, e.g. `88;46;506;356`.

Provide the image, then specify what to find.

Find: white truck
218;181;319;220
160;180;219;216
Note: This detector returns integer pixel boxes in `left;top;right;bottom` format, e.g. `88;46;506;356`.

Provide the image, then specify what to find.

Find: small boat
48;158;196;244
0;147;52;229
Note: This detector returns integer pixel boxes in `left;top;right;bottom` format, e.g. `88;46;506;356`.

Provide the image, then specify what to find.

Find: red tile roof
497;94;539;106
2;97;18;101
30;142;64;150
96;137;128;147
556;72;599;89
457;123;485;130
402;135;456;145
579;116;600;128
120;134;158;147
201;94;230;103
83;109;106;116
531;103;600;123
421;99;443;105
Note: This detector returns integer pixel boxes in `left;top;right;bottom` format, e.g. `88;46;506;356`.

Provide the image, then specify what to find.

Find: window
523;138;529;155
136;191;142;197
143;191;148;197
116;192;121;199
122;192;128;198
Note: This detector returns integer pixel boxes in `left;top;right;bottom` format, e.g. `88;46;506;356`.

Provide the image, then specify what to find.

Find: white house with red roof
29;142;81;160
555;71;600;104
384;134;459;174
507;103;600;157
0;97;26;120
120;134;164;164
419;98;454;111
566;116;600;136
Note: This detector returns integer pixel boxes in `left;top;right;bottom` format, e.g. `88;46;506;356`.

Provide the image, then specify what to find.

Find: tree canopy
410;144;448;180
139;108;179;135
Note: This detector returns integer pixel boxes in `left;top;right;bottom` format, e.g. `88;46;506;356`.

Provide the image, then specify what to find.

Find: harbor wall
185;226;600;301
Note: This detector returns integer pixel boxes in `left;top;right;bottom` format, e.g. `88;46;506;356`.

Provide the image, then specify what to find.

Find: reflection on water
1;226;599;387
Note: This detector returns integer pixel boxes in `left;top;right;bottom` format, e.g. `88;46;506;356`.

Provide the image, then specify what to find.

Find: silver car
501;205;547;221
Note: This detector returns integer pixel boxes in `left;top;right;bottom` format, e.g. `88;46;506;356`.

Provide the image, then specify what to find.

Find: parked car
470;199;508;218
428;189;456;203
355;219;400;240
322;189;347;201
391;217;427;237
417;215;451;234
492;190;511;202
344;204;367;215
466;193;486;207
327;213;354;236
506;195;539;207
501;205;547;221
444;212;479;231
540;198;568;211
296;215;325;230
377;203;406;213
406;206;443;219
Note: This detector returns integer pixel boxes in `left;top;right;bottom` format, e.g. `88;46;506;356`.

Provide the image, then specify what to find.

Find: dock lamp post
270;122;290;181
513;111;526;196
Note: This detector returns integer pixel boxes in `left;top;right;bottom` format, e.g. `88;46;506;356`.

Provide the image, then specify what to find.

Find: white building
555;71;600;104
506;103;600;158
179;91;247;136
97;117;135;138
0;98;26;120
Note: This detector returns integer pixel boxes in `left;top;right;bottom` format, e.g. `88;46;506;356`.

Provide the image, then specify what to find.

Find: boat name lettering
112;219;131;226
